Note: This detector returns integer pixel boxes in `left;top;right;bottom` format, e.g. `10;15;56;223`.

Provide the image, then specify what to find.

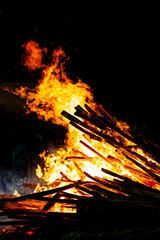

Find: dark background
0;4;159;124
0;4;160;158
1;5;160;238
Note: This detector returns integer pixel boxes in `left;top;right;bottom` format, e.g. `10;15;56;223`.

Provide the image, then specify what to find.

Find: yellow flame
5;40;160;195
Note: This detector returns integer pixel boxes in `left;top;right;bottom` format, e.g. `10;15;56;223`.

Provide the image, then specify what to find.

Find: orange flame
21;40;47;71
12;40;101;183
16;41;94;127
6;40;160;197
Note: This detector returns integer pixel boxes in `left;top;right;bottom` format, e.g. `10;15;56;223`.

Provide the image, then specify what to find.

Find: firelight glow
5;40;160;203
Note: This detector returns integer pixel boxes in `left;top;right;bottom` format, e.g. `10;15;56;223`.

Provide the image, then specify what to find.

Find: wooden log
62;110;104;139
80;140;108;161
76;105;160;161
23;183;38;188
61;110;122;148
74;105;88;115
75;105;106;129
99;104;117;125
74;184;102;199
23;183;47;189
122;152;160;184
83;171;126;196
42;193;60;212
81;181;127;199
74;111;105;130
101;168;128;181
74;150;91;159
61;110;91;130
78;182;159;208
84;104;107;129
76;104;135;145
24;196;97;205
60;172;70;181
65;105;160;163
73;162;86;181
0;184;75;203
122;148;160;173
124;165;151;180
70;121;102;141
102;168;160;196
105;155;152;182
60;191;95;201
107;155;122;164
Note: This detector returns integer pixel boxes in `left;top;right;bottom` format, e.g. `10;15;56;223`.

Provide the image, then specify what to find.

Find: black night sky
1;5;160;239
0;4;159;131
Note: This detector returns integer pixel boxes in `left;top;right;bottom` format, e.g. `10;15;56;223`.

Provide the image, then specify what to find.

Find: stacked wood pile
1;104;160;239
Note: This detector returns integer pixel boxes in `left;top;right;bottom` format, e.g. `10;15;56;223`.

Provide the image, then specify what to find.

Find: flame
10;41;105;184
13;190;20;197
36;164;43;179
5;40;160;209
21;40;47;71
14;42;94;127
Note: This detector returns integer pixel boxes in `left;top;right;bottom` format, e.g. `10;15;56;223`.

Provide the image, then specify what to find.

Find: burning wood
1;103;160;237
1;41;160;237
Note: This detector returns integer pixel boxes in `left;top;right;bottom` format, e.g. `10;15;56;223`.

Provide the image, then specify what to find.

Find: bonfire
1;40;160;238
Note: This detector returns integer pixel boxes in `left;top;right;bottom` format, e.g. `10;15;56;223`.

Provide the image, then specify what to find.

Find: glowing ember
26;231;34;236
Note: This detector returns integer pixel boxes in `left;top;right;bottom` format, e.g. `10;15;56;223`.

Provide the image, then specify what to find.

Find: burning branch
2;41;160;237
